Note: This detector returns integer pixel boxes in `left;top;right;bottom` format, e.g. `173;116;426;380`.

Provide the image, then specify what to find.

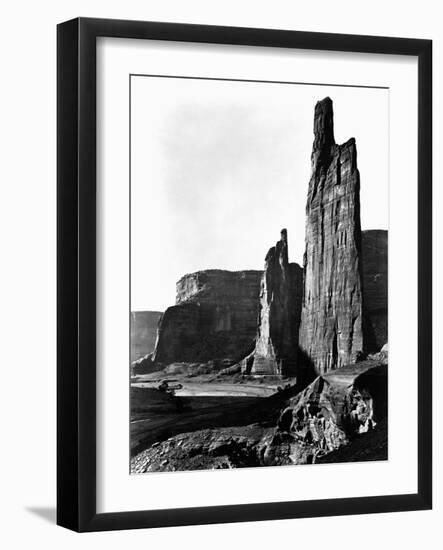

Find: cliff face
361;230;388;352
130;311;162;362
152;270;262;366
299;97;364;374
175;270;262;309
246;230;303;376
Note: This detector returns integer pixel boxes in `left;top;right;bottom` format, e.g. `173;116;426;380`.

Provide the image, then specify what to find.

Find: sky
131;76;389;312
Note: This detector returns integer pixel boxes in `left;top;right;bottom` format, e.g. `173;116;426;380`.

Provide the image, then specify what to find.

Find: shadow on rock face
296;348;318;388
353;363;388;423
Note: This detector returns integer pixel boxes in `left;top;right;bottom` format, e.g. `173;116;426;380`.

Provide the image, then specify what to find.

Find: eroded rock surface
316;417;387;464
299;97;364;374
245;229;302;376
131;425;274;473
152;270;262;368
271;360;387;464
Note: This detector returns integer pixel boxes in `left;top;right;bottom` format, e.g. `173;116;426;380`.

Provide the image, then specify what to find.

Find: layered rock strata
245;229;303;376
299;97;364;374
152;270;262;367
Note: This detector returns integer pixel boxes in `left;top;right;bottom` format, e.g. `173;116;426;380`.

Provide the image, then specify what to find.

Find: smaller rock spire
244;230;302;376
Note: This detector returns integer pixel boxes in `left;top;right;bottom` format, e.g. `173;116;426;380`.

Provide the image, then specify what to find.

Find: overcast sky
131;76;388;312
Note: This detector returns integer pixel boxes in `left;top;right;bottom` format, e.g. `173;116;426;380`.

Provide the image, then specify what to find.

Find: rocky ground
131;358;387;473
130;377;296;457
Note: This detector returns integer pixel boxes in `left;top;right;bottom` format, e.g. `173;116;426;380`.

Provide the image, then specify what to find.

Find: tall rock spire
313;96;335;151
299;97;364;374
246;229;302;376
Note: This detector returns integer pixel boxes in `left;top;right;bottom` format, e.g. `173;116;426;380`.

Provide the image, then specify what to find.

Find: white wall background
0;0;440;548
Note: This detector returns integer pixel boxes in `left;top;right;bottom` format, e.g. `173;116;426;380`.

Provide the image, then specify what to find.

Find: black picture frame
57;17;432;532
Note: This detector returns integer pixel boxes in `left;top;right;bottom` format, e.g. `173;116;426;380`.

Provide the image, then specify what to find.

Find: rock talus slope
299;97;365;374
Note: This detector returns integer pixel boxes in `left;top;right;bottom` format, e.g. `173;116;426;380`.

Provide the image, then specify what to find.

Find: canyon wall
299;97;365;374
362;229;388;352
152;270;262;366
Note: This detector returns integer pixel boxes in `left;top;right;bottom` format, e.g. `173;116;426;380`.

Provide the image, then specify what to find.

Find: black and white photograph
0;0;437;543
129;77;389;474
